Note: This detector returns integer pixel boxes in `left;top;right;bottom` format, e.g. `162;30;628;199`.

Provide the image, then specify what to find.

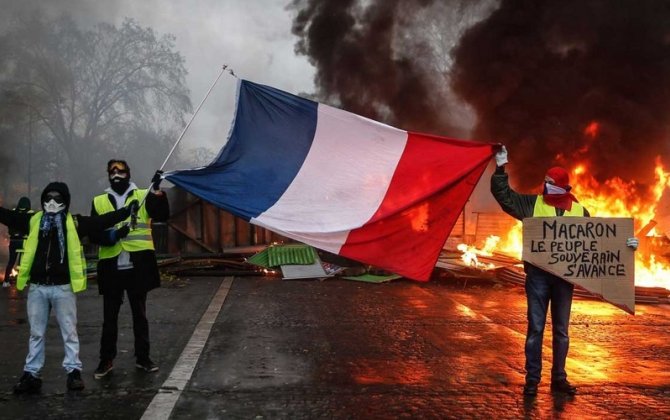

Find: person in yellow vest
90;160;168;379
0;182;136;394
491;146;639;397
3;196;33;288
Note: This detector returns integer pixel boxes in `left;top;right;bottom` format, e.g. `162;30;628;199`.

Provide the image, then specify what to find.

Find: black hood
17;196;31;210
40;182;71;211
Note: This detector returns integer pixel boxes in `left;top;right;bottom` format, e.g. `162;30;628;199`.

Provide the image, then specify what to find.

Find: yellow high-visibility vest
17;211;87;292
533;195;585;217
93;189;154;260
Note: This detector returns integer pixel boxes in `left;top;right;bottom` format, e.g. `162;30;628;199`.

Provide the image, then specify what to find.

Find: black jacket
89;187;169;294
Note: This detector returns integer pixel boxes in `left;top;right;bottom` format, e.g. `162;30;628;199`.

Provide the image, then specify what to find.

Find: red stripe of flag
339;132;495;280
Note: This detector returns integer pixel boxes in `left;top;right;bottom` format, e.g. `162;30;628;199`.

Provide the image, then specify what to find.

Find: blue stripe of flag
166;80;318;220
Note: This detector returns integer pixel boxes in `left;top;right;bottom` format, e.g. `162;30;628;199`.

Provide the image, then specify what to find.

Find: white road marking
141;277;233;420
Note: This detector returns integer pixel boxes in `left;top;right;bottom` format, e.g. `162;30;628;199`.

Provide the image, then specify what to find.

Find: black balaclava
107;159;131;195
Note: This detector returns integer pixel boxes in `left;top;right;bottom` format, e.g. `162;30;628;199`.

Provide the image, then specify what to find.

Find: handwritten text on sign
522;217;634;280
523;217;636;314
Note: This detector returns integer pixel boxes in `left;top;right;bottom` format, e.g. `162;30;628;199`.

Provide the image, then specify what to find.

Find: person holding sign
491;145;639;397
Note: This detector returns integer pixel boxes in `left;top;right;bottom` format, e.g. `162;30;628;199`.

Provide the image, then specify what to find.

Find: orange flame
584;121;599;138
578;121;600;153
457;236;500;269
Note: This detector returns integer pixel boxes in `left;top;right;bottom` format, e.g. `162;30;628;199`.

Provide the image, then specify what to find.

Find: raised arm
144;171;169;222
0;207;32;234
145;191;169;222
490;149;537;220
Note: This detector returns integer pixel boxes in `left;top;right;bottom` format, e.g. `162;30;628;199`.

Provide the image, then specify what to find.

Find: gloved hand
626;237;639;250
125;199;139;229
106;224;130;243
114;224;130;241
151;170;164;191
495;145;508;167
126;199;139;216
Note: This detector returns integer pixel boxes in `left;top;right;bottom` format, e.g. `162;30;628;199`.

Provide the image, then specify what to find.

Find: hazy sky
2;0;316;170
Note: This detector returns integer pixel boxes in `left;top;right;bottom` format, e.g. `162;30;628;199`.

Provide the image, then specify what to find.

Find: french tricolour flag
166;80;495;280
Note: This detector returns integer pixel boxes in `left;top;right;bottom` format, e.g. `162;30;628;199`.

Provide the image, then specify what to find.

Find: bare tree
0;15;192;209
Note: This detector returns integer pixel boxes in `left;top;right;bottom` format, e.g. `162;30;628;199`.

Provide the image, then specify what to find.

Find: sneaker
551;379;577;395
94;360;113;379
13;371;42;394
67;369;85;390
136;358;159;373
523;380;539;396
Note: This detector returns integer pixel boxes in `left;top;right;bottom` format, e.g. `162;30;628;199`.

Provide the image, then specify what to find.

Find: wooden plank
202;202;220;251
219;210;236;247
167;222;217;253
235;218;251;246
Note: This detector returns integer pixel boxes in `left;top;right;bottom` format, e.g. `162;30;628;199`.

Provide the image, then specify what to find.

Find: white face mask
43;199;65;214
545;182;568;195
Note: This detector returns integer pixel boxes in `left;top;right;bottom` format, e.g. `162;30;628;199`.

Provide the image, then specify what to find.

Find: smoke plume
451;0;670;192
291;0;483;137
292;0;670;199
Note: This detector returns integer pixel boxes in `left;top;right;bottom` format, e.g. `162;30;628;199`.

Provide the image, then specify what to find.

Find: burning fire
571;158;670;288
459;130;670;289
457;236;500;270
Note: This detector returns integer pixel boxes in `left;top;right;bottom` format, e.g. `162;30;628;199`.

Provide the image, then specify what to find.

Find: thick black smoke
292;0;670;202
451;0;670;192
291;0;467;137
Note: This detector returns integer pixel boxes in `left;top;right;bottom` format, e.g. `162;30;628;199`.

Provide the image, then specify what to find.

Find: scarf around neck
39;212;66;263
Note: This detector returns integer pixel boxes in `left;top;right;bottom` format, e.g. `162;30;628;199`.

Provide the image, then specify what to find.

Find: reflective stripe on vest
94;189;154;260
17;212;87;293
533;195;585;217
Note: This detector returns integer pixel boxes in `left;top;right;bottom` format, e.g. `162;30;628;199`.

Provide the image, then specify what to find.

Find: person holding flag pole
91;65;231;379
90;160;168;378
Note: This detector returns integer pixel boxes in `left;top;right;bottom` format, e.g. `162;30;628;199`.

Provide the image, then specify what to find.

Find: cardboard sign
523;217;635;314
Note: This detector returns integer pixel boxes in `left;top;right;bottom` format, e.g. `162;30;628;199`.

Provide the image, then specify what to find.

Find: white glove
626;237;639;250
495;145;508;167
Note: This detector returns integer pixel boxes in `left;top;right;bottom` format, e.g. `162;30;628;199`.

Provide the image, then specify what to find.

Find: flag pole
159;64;231;171
131;64;233;226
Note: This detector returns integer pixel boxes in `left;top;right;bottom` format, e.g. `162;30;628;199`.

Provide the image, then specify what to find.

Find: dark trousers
4;240;20;282
524;268;574;383
99;269;150;362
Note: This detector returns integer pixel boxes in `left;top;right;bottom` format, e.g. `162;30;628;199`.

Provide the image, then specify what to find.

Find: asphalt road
0;273;669;419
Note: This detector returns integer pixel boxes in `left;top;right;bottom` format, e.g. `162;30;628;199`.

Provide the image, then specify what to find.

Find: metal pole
132;65;231;226
159;64;228;171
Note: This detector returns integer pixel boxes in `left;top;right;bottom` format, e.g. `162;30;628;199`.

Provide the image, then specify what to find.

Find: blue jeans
24;284;82;375
524;266;574;383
